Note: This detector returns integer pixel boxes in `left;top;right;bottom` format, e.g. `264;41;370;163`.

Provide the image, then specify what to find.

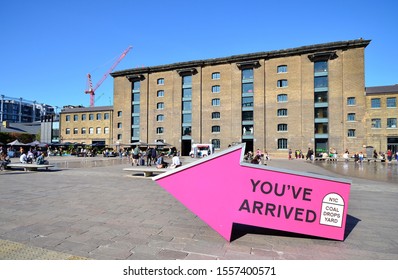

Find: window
212;126;220;133
73;128;78;134
81;114;86;121
277;124;288;131
157;78;164;85
242;96;253;107
117;111;122;117
81;127;86;134
132;104;140;113
387;97;396;108
242;111;253;121
182;88;192;99
96;113;101;120
371;118;381;128
157;90;164;97
182;126;191;136
73;115;78;121
212;72;220;80
133;81;140;90
347;113;356;121
277;65;287;73
65;128;70;134
242;83;253;93
89;127;94;134
212;85;220;93
132;116;140;125
212;112;220;119
315;107;328;118
182;113;191;123
277;79;288;88
65;115;70;122
347;97;356;106
277;108;288;116
212;98;220;106
277;138;288;149
315;92;328;103
132;93;140;102
157;114;164;122
104;127;109;134
348;129;356;137
117;134;122;140
156;127;164;134
387;118;397;128
96;127;101;134
371;98;381;108
277;94;288;102
117;122;122;129
314;61;328;73
89;114;94;120
314;76;328;88
132;128;139;138
242;69;253;80
182;75;192;86
157;102;164;110
211;139;220;149
104;113;110;120
182;101;191;111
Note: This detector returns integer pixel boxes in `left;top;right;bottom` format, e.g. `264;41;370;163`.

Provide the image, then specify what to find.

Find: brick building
59;106;113;146
110;39;371;157
365;84;398;154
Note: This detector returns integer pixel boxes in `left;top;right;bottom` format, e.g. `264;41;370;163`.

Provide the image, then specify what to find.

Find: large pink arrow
153;144;351;241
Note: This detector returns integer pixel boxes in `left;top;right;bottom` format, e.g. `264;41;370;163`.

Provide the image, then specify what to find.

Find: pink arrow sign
153;144;351;241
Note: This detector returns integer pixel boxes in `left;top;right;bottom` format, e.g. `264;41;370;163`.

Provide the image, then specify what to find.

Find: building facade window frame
277;94;288;102
211;125;220;133
157;78;164;85
277;79;288;88
387;118;397;128
347;97;356;106
277;65;287;73
277;138;288;150
348;129;356;137
371;98;381;108
371;118;381;128
387;97;397;108
212;72;220;80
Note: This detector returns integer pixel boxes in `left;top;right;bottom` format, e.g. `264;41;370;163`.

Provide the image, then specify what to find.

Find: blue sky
1;0;397;109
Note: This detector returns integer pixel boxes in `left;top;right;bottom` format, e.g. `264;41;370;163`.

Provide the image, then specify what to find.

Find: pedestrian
170;153;181;168
288;149;292;160
386;149;392;162
132;146;140;166
146;147;153;166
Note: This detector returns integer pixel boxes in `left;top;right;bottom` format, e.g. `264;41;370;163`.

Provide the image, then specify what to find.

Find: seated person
156;154;168;169
0;153;11;170
20;153;28;164
170;153;181;168
36;153;46;165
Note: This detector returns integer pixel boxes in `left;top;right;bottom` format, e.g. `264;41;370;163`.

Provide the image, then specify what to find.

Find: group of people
19;147;47;165
130;146;181;169
245;149;270;165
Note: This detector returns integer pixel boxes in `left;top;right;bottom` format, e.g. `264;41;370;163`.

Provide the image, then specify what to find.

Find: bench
6;163;55;172
123;167;168;177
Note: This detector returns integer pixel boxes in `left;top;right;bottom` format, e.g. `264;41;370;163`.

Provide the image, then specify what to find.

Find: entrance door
387;137;398;154
181;140;191;156
242;139;253;155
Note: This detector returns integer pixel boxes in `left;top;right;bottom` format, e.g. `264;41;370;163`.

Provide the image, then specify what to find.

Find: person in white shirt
170;153;181;168
20;153;27;163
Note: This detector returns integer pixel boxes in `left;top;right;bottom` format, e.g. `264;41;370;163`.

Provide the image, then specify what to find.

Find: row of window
371;118;397;128
65;127;110;135
371;97;396;108
65;113;110;122
153;65;289;86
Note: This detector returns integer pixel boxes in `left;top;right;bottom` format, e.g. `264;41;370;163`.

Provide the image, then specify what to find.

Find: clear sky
1;0;397;109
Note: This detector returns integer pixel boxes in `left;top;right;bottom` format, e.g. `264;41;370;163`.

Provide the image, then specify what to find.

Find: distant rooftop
366;84;398;95
60;106;113;113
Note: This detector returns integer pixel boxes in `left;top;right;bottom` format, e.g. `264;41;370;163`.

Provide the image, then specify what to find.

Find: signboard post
153;144;351;241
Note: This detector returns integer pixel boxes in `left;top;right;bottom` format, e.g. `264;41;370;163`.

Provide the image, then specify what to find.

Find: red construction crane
85;46;132;107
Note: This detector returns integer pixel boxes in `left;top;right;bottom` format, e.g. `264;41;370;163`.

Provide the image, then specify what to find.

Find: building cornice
111;39;371;77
